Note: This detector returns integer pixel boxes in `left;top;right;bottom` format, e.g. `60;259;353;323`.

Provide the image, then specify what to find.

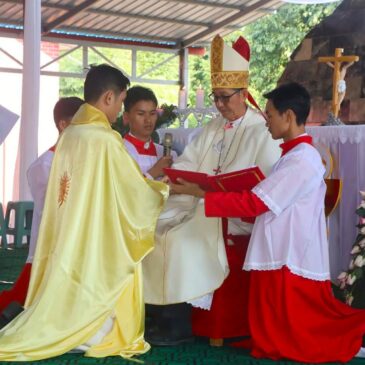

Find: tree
224;2;340;108
188;54;211;107
59;46;180;106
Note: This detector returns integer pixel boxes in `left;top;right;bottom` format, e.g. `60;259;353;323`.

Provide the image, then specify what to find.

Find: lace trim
243;262;330;282
307;125;365;144
253;186;281;216
187;293;213;310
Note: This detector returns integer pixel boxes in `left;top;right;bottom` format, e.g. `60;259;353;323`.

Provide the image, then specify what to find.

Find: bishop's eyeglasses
209;89;242;104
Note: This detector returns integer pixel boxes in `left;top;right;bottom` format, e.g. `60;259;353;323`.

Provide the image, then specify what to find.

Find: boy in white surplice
171;82;365;363
123;86;177;180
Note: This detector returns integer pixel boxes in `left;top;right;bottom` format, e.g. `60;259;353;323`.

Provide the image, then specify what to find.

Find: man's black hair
84;64;130;103
264;82;311;125
124;86;158;112
53;97;84;128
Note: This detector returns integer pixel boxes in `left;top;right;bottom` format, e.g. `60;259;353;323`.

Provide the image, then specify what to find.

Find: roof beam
164;0;242;10
1;0;274;37
42;0;99;34
39;1;210;29
55;26;179;46
1;0;22;4
181;0;270;48
75;8;208;28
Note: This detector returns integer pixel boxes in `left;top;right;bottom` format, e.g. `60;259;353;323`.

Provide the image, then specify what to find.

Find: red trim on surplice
205;190;268;219
124;133;157;156
280;134;312;156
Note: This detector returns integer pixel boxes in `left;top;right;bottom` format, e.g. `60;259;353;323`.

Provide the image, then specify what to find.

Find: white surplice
245;142;329;280
124;138;177;178
143;107;282;304
26;149;54;263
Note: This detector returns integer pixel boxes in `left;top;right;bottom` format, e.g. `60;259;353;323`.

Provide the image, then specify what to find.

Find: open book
164;166;265;192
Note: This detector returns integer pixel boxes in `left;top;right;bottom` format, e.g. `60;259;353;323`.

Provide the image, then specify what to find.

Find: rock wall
279;0;365;124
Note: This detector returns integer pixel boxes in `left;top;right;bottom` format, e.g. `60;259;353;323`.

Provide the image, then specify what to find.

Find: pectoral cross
213;167;222;175
318;48;359;118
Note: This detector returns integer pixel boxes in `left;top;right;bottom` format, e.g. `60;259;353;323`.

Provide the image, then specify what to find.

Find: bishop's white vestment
143;107;281;304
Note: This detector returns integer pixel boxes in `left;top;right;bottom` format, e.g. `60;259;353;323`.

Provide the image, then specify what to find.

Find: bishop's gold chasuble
0;104;168;361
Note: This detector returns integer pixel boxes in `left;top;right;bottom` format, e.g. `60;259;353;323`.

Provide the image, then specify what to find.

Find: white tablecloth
158;125;365;280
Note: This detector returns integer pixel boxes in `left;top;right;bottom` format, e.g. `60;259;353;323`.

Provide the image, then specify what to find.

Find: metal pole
179;47;189;127
19;0;41;200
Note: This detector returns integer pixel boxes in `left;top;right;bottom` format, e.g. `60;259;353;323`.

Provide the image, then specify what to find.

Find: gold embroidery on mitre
211;71;249;89
58;171;71;207
211;35;224;74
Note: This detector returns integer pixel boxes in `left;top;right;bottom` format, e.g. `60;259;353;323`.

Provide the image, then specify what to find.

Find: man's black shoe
144;302;193;346
146;330;194;346
0;301;24;329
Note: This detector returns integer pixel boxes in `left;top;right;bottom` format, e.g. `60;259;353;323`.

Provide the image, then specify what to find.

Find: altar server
171;82;365;364
123;86;177;179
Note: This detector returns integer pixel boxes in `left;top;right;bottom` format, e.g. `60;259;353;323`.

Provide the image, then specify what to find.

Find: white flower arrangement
359;238;365;248
346;294;354;306
359;202;365;209
351;245;361;254
354;255;365;267
336;191;365;308
347;274;357;285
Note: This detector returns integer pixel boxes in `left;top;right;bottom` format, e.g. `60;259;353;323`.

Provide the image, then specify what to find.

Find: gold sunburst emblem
58;172;71;207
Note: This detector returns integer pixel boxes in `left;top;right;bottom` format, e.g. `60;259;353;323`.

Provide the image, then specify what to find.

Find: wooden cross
318;48;359;118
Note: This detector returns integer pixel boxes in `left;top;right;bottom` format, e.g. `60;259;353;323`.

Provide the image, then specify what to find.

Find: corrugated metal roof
0;0;284;48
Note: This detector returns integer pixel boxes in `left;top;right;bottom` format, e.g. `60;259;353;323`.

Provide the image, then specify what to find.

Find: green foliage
188;54;211;107
224;2;340;108
58;46;180;105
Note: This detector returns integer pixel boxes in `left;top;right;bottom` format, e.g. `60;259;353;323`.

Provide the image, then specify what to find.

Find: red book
164;166;265;192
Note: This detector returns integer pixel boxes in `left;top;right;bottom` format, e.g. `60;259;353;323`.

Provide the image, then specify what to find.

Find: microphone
163;133;173;157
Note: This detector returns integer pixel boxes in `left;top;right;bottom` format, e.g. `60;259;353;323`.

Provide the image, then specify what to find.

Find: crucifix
318;48;359;118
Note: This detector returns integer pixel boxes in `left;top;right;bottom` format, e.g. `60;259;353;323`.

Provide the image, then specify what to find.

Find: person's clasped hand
148;156;173;179
169;178;205;198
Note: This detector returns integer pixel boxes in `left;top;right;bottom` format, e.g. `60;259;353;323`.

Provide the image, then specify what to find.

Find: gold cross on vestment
318;48;359;118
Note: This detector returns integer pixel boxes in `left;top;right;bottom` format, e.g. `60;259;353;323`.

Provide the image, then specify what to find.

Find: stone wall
279;0;365;125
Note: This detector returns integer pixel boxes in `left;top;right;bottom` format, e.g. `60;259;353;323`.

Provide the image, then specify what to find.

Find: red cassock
0;263;31;312
199;136;365;363
192;227;251;338
247;266;365;363
0;146;55;313
192;191;268;339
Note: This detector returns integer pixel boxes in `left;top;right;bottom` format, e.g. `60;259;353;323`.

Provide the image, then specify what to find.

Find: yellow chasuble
0;104;169;361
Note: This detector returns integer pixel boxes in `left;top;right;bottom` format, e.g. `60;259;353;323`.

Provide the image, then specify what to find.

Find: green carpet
0;246;363;365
